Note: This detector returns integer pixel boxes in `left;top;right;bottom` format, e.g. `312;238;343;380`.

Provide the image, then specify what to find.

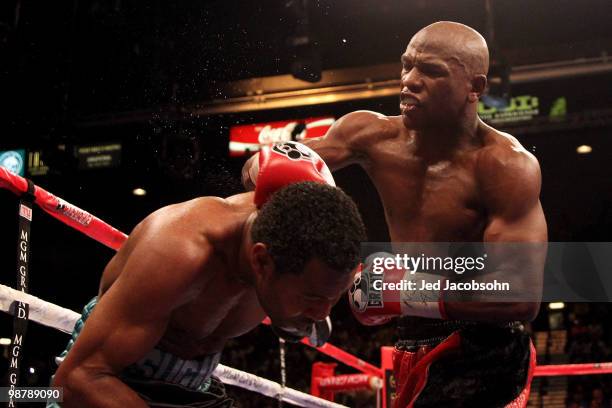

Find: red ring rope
534;362;612;377
0;167;127;250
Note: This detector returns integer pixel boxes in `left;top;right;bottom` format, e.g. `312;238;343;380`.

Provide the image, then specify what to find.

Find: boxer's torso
362;115;510;243
98;193;266;358
159;272;265;357
361;115;530;335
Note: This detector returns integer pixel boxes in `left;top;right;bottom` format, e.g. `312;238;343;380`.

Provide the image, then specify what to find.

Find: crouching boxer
50;142;366;408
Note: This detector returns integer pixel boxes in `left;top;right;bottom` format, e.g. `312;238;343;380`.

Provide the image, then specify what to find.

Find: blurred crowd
565;305;612;408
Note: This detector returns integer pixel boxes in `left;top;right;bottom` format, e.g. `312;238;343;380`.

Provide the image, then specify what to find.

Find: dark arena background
1;1;611;407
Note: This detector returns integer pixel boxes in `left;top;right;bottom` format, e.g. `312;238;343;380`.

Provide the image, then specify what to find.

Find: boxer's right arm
301;110;381;170
242;110;383;189
53;212;212;408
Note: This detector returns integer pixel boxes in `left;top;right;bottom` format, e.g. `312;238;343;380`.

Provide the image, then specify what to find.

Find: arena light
132;188;147;196
576;145;592;154
0;337;10;346
548;302;565;310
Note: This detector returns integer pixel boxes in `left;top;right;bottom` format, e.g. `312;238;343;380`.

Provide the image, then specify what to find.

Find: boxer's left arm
443;145;548;322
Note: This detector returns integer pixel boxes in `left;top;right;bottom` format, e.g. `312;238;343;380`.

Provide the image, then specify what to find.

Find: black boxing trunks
392;317;536;408
48;297;235;408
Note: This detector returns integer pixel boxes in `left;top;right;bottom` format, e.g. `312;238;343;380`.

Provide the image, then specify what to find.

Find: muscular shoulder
132;197;230;262
331;110;399;144
476;130;542;216
142;197;225;232
336;110;394;129
477;130;540;179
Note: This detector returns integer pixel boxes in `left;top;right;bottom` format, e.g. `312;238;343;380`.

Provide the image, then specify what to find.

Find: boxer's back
98;194;265;358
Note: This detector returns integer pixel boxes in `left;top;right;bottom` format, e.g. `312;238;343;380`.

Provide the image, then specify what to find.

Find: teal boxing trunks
48;297;235;408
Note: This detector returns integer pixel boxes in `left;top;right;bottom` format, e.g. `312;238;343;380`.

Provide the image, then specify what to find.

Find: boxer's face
400;33;473;129
256;256;356;333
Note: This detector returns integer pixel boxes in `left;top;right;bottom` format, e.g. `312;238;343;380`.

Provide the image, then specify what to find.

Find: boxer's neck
235;212;258;286
412;113;481;161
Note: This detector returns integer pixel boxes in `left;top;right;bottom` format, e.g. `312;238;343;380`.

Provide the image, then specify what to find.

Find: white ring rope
0;284;79;334
0;284;347;408
216;364;346;408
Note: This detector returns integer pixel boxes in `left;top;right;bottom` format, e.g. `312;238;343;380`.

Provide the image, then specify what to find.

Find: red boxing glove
348;252;444;326
348;253;403;326
253;141;335;208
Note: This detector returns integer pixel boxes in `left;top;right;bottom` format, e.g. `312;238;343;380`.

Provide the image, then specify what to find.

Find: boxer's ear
251;243;275;280
469;74;487;103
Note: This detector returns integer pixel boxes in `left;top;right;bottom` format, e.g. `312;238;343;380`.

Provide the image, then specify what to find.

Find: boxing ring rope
0;167;127;250
0;284;347;408
0;284;77;334
308;341;382;377
534;363;612;377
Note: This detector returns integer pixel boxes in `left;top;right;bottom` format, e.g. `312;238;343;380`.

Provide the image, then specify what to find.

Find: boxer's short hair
252;181;366;275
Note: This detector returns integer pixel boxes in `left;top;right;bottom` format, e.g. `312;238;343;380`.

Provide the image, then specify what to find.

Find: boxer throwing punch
52;142;366;408
243;21;547;408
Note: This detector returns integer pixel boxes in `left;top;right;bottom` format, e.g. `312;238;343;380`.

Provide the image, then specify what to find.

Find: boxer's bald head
400;21;489;128
409;21;489;77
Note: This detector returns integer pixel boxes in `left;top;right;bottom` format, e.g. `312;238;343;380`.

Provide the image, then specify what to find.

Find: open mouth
400;102;420;113
400;94;421;113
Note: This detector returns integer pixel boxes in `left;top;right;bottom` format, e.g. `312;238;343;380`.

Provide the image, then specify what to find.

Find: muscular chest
366;146;484;241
